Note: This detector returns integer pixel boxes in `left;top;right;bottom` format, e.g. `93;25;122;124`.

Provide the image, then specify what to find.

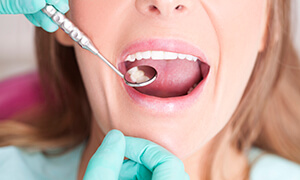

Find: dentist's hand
0;0;69;32
83;129;190;180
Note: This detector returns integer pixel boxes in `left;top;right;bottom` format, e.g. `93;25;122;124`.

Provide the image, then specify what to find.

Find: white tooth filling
128;67;150;83
125;51;199;62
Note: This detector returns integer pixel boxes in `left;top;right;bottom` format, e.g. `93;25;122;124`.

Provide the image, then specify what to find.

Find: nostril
175;5;184;10
143;3;186;16
149;5;158;12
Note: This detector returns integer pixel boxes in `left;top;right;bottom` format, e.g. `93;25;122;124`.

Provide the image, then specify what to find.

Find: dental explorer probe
42;5;157;88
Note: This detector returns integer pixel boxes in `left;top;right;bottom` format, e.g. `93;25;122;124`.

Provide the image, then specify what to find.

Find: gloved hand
0;0;69;32
83;129;190;180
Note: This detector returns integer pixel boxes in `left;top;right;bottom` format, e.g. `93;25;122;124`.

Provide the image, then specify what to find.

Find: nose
135;0;192;18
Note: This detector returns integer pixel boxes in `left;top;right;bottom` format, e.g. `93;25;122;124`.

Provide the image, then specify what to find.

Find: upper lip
117;38;209;66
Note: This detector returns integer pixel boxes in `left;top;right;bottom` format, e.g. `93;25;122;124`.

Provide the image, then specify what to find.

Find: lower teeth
187;83;198;94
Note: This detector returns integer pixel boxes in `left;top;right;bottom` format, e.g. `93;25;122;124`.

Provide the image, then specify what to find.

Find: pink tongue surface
126;59;202;97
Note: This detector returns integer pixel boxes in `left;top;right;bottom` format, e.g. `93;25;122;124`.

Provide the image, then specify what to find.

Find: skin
56;0;268;179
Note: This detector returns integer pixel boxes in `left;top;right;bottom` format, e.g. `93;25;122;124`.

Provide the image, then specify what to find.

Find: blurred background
0;1;299;81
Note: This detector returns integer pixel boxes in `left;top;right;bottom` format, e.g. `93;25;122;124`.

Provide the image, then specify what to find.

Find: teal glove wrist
83;129;190;180
0;0;69;32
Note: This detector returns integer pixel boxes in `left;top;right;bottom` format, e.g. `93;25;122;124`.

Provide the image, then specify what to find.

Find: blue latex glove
83;129;190;180
0;0;69;32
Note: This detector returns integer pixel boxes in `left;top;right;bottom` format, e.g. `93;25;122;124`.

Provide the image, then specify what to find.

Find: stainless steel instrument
42;5;156;87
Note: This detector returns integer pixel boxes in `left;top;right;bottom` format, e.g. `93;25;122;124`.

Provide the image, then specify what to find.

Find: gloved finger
0;0;45;14
31;10;58;32
125;137;190;180
24;14;41;27
83;130;125;180
120;159;152;180
45;0;59;4
46;0;69;14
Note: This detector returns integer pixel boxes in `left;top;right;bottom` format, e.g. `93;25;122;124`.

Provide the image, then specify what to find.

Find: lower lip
121;74;209;115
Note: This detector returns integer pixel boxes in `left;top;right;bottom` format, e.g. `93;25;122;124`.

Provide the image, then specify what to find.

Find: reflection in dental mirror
124;65;157;87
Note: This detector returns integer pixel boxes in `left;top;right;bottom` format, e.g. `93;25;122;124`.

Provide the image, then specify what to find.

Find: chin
117;120;210;159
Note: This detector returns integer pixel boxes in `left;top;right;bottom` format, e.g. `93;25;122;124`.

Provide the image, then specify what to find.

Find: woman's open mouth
122;51;209;97
118;39;210;112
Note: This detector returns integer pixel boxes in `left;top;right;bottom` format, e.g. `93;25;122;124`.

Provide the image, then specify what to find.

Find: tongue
125;59;202;98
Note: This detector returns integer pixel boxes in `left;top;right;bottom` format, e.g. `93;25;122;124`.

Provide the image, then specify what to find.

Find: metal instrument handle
42;5;124;78
42;5;98;54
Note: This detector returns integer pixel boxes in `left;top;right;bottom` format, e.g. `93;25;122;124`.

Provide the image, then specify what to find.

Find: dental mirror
42;5;157;87
124;66;157;87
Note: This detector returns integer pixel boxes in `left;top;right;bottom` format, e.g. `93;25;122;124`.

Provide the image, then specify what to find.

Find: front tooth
136;52;143;60
142;51;151;59
192;56;198;61
178;53;186;60
186;55;193;61
164;52;178;60
151;51;164;60
126;51;198;62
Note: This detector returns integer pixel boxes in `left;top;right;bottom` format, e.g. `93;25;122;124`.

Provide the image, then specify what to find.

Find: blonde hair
0;0;299;179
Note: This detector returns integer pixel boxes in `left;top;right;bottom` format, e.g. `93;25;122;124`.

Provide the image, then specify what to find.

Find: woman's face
68;0;268;158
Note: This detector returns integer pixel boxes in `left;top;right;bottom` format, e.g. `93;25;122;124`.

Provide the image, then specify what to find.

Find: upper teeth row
125;51;198;62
